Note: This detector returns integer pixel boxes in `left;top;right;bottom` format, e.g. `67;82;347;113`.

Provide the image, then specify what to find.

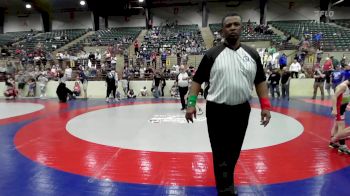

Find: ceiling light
25;3;32;9
332;0;344;6
139;0;144;2
80;0;86;6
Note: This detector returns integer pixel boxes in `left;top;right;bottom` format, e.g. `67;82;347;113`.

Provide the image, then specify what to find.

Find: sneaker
106;98;109;103
338;145;350;155
329;142;340;149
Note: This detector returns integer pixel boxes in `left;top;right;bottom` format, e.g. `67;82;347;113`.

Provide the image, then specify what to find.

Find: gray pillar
260;0;267;25
0;8;4;34
92;11;99;31
105;16;108;29
202;1;208;27
41;11;52;32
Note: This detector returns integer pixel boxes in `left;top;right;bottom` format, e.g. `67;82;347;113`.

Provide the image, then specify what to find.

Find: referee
185;13;271;196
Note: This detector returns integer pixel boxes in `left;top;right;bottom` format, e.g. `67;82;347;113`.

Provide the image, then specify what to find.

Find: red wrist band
259;97;271;110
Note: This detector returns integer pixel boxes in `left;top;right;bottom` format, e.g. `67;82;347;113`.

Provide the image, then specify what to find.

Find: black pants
106;85;117;98
161;86;165;96
291;71;298;78
178;86;188;109
206;101;251;195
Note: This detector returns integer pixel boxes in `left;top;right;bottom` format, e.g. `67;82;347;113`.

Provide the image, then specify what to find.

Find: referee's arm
255;81;269;99
188;81;202;97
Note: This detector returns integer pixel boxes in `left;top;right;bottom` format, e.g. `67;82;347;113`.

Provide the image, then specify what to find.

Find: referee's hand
260;109;271;127
185;106;197;123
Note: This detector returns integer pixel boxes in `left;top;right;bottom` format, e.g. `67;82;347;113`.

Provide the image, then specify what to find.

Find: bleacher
66;27;142;56
269;20;350;51
141;24;206;54
0;31;38;47
333;19;350;28
209;22;282;43
18;29;89;53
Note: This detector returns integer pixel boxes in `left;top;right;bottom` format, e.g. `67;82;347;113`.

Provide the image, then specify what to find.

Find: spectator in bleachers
266;54;273;70
316;47;323;63
176;51;181;65
64;65;72;80
313;32;323;49
340;56;347;68
279;53;287;70
139;66;145;79
95;51;101;65
69;53;77;68
267;46;276;56
78;51;88;67
282;33;292;45
134;39;139;55
123;49;129;66
88;52;95;67
151;52;157;67
6;62;16;76
111;55;117;69
181;52;189;66
161;50;167;66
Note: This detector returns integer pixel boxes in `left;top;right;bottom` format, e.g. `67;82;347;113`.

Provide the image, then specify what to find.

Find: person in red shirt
323;57;333;97
134;39;139;55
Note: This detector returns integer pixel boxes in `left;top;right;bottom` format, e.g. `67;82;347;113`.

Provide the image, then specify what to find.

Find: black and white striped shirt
193;43;266;105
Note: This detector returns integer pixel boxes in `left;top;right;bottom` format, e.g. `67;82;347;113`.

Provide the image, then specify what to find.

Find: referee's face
222;16;242;44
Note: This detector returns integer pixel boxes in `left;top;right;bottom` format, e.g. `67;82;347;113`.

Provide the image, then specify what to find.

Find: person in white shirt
138;86;148;96
177;65;190;110
38;73;48;98
64;66;72;80
289;59;301;78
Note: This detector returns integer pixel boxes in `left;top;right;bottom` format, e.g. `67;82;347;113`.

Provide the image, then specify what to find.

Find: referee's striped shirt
193;42;266;106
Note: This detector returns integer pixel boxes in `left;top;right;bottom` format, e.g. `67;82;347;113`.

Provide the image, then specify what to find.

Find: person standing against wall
177;65;190;110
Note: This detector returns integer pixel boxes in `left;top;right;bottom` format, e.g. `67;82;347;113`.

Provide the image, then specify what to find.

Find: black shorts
18;83;25;89
340;103;347;115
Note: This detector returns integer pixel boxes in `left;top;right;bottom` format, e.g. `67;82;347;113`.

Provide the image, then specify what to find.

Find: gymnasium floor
0;97;350;196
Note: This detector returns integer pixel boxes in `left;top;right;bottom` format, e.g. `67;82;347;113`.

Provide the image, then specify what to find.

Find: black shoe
329;142;340;149
338;146;350;155
218;186;238;196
